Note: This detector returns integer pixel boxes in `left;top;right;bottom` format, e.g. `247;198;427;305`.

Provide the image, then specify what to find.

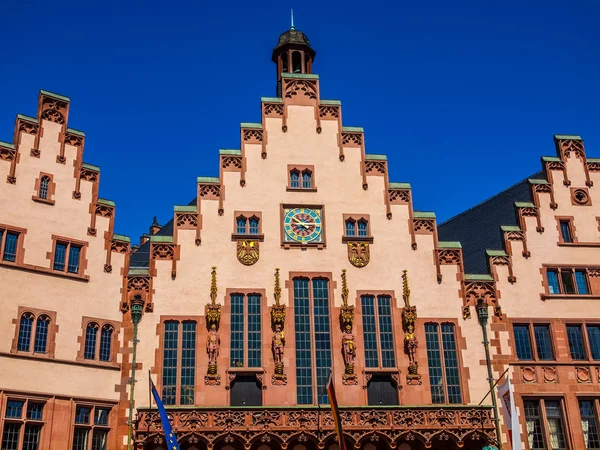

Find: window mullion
530;325;540;361
539;399;552;450
373;297;383;369
573;269;579;295
87;408;94;450
244;295;248;368
0;230;6;258
557;269;565;294
438;328;450;403
176;323;183;405
308;280;318;404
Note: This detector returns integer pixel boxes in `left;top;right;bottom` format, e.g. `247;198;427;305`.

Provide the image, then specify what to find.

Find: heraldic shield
237;239;259;265
347;241;370;268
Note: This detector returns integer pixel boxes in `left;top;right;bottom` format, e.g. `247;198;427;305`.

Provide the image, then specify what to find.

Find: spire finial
341;269;349;307
274;268;281;306
290;9;295;30
210;266;217;305
402;270;411;307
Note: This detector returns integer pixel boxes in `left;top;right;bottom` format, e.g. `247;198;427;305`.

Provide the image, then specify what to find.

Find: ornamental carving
111;240;129;254
347;241;370;268
491;255;510;266
205;267;221;385
64;132;83;147
588;269;600;277
341;133;363;146
243;129;263;142
388;189;410;204
263;103;284;117
464;281;497;306
577;367;591;383
543;366;557;383
271;269;287;385
179;411;209;429
221;156;242;170
319;105;340;119
365;161;386;175
95;204;114;218
236;239;259;266
402;270;421;386
7;175;16;184
519;207;538;217
438;249;461;265
339;270;357;385
559;139;585;159
284;79;318;100
573;188;590;205
18;121;38;135
175;212;198;228
521;366;536;383
80;167;99;183
151;243;175;260
588;161;600;172
127;276;150;293
0;147;15;161
506;230;524;241
533;183;552;194
40;97;68;124
30;148;40;157
413;219;435;233
199;184;220;198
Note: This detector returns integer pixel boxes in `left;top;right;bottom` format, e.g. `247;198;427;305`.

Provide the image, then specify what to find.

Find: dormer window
287;165;316;191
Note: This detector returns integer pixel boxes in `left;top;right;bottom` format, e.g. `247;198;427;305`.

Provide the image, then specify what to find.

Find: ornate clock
282;206;324;245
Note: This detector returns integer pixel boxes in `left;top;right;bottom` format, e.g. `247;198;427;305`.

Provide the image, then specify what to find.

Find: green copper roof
281;72;319;80
97;198;115;207
528;178;549;185
320;100;341;106
261;97;283;103
150;235;173;243
413;211;436;219
0;141;14;149
66;127;85;137
465;274;495;281
365;154;387;161
112;234;131;243
128;268;150;276
389;182;411;189
17;114;38;123
555;134;582;141
40;89;70;102
174;205;197;212
588;158;600;163
342;126;364;133
515;202;536;208
438;241;462;249
542;156;561;162
81;162;100;172
240;122;262;129
501;225;522;232
219;149;241;155
486;249;508;257
197;176;220;183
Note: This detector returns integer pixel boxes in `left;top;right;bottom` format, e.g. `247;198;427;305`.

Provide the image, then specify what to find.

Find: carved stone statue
342;325;356;369
405;333;418;366
207;324;220;366
272;323;285;365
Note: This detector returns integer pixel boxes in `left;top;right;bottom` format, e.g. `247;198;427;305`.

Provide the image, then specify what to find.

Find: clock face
283;207;323;243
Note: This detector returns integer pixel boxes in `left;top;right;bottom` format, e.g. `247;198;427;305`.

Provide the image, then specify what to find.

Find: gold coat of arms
237;239;259;265
347;241;370;268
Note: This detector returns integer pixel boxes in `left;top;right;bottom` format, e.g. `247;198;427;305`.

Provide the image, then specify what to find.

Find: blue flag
150;380;181;450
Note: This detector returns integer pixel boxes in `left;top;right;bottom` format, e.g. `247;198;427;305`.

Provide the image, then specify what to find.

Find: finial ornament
402;269;411;307
205;266;221;385
290;9;295;30
339;269;357;385
271;268;287;385
401;269;421;385
210;266;217;305
274;268;282;306
341;269;349;307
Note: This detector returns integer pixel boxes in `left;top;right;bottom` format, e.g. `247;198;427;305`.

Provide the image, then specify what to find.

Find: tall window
567;325;586;360
301;171;312;189
290;171;300;189
524;399;567;450
568;324;600;361
72;405;111;450
425;323;462;404
361;295;396;368
513;324;555;361
83;323;114;362
229;293;262;368
559;220;573;243
53;240;83;274
39;176;50;200
547;268;590;295
294;278;332;405
579;399;600;449
17;312;51;354
1;399;45;450
0;228;20;262
235;215;260;236
161;320;197;405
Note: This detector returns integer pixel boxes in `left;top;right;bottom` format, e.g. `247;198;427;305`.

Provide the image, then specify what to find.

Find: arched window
84;323;99;360
236;217;247;234
34;315;50;353
17;313;34;351
358;220;368;237
292;51;302;73
281;51;289;72
99;325;113;362
39;176;50;200
302;171;312;189
290;171;300;189
249;218;259;235
345;220;356;237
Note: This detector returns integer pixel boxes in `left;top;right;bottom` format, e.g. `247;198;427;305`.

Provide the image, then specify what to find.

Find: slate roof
437;171;544;274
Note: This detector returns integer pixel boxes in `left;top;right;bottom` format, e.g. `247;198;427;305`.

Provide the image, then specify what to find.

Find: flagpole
478;368;509;406
127;298;144;450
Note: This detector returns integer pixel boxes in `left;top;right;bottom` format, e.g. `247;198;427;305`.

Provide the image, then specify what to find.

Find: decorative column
402;270;421;385
127;297;144;450
271;269;287;385
205;266;221;386
339;269;357;385
477;300;502;450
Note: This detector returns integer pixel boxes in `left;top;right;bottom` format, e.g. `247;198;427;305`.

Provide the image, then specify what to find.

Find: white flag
497;373;523;450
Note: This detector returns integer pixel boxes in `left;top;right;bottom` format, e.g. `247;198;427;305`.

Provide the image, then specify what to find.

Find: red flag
325;371;347;450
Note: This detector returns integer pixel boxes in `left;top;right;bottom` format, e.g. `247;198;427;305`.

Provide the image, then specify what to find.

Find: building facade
0;27;599;450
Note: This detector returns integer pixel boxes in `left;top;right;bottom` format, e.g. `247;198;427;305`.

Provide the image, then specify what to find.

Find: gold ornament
236;239;259;266
347;241;370;268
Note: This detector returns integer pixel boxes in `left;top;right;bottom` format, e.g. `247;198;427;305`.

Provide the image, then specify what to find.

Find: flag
325;372;347;450
150;379;181;450
497;372;522;450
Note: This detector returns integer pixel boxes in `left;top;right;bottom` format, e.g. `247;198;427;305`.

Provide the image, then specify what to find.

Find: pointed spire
210;266;217;305
290;9;295;30
341;269;349;307
274;268;281;306
402;270;411;307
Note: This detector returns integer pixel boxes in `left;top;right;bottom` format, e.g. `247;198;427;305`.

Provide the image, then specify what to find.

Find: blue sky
1;1;599;242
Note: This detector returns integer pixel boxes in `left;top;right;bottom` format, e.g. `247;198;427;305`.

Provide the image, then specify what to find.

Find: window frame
556;216;576;244
50;235;87;277
0;223;26;265
358;292;398;370
158;317;201;406
287;165;317;192
543;266;595;298
11;307;57;358
77;317;120;365
226;289;265;369
342;214;374;243
577;397;600;450
231;211;264;241
511;322;556;362
32;172;56;205
70;403;113;450
566;322;600;362
522;397;570;450
0;396;47;450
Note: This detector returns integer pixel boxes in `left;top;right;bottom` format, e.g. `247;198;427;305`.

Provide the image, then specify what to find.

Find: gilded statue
272;323;285;365
342;325;356;369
